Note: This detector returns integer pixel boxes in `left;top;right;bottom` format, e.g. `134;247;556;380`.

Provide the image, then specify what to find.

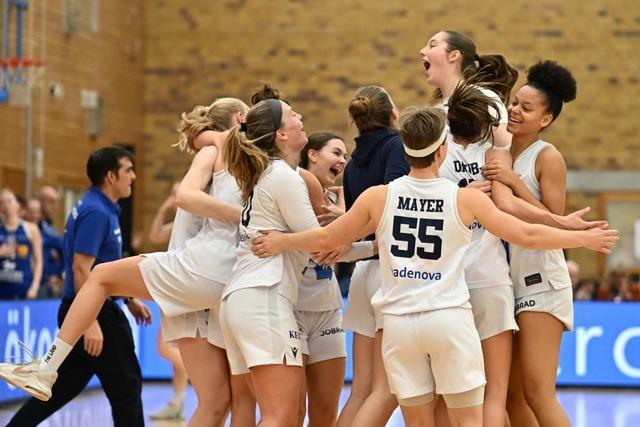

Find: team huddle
0;30;618;427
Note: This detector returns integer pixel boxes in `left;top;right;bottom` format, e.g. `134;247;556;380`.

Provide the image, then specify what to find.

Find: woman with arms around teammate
338;85;409;427
251;105;616;427
439;82;601;427
0;97;250;427
483;60;581;427
221;98;374;427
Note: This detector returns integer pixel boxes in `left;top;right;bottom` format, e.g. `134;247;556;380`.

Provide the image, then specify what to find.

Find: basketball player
296;131;350;427
220;99;374;427
483;60;580;427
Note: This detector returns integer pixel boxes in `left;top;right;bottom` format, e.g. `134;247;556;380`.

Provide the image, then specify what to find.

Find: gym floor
0;383;638;426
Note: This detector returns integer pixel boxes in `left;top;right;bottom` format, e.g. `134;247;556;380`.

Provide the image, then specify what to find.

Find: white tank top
509;140;571;298
439;142;512;289
168;208;203;252
177;169;241;284
223;160;320;303
371;176;472;315
296;189;343;312
295;261;343;311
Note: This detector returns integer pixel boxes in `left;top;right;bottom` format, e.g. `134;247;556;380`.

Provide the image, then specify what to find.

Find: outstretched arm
252;186;386;256
176;145;241;222
459;188;618;253
488;149;605;230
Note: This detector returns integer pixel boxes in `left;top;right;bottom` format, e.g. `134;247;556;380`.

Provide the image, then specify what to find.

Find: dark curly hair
526;60;577;122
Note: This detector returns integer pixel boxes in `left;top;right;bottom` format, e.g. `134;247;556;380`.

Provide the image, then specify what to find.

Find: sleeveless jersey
0;222;34;298
439;142;512;289
168;208;203;252
371;176;472;315
296;188;343;312
509;140;571;298
223;160;319;304
177;169;242;284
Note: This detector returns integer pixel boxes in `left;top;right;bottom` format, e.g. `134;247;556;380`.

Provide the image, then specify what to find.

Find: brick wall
0;0;145;229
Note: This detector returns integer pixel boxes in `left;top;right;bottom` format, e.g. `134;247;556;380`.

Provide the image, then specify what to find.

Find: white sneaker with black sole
0;359;57;401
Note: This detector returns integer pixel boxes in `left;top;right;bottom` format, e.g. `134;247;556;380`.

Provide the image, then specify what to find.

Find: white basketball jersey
296;189;343;312
177;169;241;284
371;176;472;315
168;208;203;252
509;140;571;298
439;142;512;289
296;261;343;311
224;160;319;304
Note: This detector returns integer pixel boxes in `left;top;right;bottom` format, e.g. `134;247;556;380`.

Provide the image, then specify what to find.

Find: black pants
7;299;144;427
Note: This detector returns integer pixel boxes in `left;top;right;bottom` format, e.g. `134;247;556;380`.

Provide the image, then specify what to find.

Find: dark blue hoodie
343;127;410;212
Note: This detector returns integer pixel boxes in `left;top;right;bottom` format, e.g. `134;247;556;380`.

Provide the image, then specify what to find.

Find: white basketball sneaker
0;359;57;401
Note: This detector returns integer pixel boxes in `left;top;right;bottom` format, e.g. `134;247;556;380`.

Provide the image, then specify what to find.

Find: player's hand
311;244;349;266
482;159;516;187
584;227;619;254
83;320;104;357
126;298;152;326
252;231;285;258
466;180;492;198
561;207;609;230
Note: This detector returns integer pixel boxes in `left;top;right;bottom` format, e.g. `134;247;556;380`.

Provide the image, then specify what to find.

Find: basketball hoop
0;57;46;106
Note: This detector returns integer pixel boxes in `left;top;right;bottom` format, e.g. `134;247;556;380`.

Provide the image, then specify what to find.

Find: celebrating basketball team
0;30;618;427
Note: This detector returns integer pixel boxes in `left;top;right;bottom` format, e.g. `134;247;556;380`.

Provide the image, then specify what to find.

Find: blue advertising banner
0;299;639;403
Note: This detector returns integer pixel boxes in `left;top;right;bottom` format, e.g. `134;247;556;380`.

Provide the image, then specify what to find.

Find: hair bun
251;83;281;105
348;95;372;119
527;60;576;103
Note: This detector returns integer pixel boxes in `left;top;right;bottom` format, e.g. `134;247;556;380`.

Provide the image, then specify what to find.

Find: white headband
403;127;448;157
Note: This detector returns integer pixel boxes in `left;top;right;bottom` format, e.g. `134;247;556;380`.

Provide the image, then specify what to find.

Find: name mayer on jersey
397;196;444;213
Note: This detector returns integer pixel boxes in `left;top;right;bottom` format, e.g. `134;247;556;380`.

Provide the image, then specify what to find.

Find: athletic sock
39;337;73;373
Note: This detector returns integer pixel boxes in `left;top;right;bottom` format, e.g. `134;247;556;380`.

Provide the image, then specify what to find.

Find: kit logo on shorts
524;273;542;287
291;347;298;359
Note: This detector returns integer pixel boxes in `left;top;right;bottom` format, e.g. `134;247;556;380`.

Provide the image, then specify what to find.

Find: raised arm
176;145;241;222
